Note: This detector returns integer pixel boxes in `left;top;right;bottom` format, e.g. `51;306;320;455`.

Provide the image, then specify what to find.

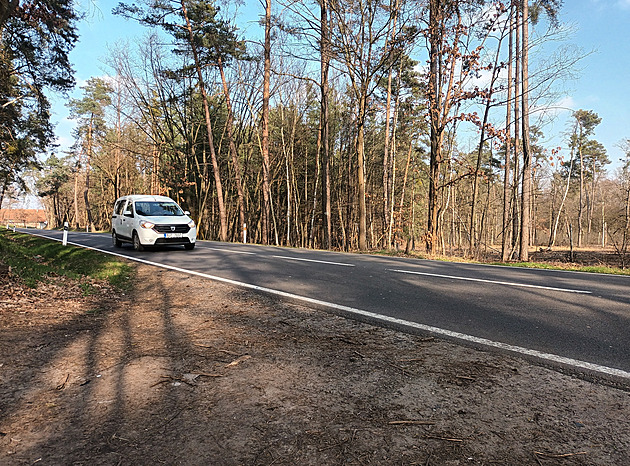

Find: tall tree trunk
426;0;443;254
548;149;573;248
382;0;400;248
588;164;595;236
180;0;228;241
397;138;413;235
578;136;584;248
357;91;368;251
519;0;531;261
383;64;393;248
261;0;273;245
511;3;521;256
309;118;321;248
320;0;332;249
470;37;502;257
74;158;80;228
284;125;291;246
114;88;122;201
501;4;514;262
217;57;246;242
387;64;402;248
84;116;95;232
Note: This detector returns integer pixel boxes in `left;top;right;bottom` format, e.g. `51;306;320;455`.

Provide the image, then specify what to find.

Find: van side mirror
184;211;190;215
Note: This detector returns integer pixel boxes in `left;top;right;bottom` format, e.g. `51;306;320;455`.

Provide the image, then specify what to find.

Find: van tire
112;231;122;248
132;232;144;251
185;243;195;250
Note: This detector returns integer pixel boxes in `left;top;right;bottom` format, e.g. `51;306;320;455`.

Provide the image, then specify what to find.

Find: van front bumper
137;226;197;246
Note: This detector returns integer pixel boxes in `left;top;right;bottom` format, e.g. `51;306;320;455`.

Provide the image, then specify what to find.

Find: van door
118;200;134;240
112;199;124;235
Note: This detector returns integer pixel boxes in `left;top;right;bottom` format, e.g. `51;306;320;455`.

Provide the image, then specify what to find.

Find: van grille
153;224;190;233
154;237;193;245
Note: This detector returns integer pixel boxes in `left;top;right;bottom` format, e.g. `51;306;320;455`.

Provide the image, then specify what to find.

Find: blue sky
50;0;630;171
550;0;630;168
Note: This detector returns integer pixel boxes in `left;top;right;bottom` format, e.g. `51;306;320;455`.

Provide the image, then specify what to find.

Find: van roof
116;195;176;203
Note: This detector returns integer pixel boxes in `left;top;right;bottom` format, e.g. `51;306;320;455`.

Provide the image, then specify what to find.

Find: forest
2;0;630;263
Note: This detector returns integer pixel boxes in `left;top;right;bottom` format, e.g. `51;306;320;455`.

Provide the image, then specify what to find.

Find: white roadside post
243;223;247;244
62;222;69;246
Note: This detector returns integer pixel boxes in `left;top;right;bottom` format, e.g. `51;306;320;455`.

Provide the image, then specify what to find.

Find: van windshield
135;201;184;217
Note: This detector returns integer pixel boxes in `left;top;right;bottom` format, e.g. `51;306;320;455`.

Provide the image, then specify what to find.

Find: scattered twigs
336;336;360;345
388;420;435;426
388;362;410;375
194;343;213;348
56;373;70;390
534;451;588;459
157;407;185;429
424;435;463;442
225;354;251;368
152;371;225;388
150;378;172;388
193;343;239;356
195;372;224;378
153;375;197;387
190;320;212;333
318;441;346;452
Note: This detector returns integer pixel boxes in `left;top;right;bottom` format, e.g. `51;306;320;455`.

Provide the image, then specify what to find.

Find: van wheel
132;232;144;251
184;243;195;250
112;231;122;248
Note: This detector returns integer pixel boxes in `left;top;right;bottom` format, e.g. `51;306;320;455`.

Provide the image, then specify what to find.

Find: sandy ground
1;262;629;465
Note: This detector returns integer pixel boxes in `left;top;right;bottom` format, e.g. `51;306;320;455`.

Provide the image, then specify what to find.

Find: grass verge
488;260;630;276
370;247;630;276
0;227;134;289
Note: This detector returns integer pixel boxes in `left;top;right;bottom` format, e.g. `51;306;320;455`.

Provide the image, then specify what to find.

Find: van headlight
188;220;196;228
140;220;155;229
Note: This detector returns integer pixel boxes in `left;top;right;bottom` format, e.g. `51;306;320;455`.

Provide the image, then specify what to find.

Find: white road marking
21;231;629;381
202;247;256;255
272;255;355;267
389;269;592;294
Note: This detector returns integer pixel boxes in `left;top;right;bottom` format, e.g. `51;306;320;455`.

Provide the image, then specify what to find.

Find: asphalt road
17;228;630;383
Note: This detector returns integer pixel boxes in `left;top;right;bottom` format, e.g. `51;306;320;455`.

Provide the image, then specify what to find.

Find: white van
111;195;196;251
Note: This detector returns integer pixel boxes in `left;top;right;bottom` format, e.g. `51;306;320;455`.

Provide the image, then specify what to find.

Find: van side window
123;201;133;216
114;200;125;215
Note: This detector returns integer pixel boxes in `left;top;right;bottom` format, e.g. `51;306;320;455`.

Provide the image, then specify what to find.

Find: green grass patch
490;260;630;276
370;246;630;275
0;228;134;289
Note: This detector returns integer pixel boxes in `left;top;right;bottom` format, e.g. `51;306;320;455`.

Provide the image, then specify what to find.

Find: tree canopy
0;0;79;206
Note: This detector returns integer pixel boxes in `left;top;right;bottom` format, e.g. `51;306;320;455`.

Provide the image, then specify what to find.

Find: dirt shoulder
1;262;629;465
